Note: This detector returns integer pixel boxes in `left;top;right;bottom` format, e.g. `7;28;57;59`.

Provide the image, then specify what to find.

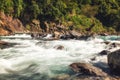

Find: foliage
0;0;120;32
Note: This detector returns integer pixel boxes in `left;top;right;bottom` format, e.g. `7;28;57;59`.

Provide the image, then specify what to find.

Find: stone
99;33;108;36
54;45;64;50
69;30;81;39
99;50;110;55
53;31;61;39
103;41;111;45
0;12;25;35
53;74;70;80
90;57;96;61
0;41;18;49
70;63;107;77
0;41;8;45
108;49;120;74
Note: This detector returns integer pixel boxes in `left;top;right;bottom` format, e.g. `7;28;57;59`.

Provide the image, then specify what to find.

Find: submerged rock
90;57;96;61
70;63;107;77
103;41;111;45
53;74;70;80
108;49;120;74
0;41;18;49
54;45;64;50
0;41;8;45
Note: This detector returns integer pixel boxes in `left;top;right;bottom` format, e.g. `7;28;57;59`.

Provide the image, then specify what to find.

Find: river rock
99;33;108;36
0;41;18;49
90;57;96;61
103;41;111;45
68;30;81;39
0;41;8;45
53;74;70;80
70;63;107;77
108;49;120;74
70;76;118;80
53;31;61;39
99;50;110;55
54;45;64;50
107;42;120;50
78;35;91;40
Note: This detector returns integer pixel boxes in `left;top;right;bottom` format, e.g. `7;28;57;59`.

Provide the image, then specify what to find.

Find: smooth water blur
98;35;120;41
0;34;119;80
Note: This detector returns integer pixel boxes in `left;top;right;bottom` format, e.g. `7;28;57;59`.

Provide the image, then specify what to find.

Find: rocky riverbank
0;12;27;36
0;11;116;38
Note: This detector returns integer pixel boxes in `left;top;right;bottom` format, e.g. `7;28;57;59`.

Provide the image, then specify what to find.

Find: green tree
0;0;13;15
13;0;24;17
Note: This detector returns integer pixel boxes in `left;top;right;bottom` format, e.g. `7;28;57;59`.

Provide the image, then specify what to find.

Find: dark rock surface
99;50;110;55
70;63;107;77
0;41;18;49
108;49;120;74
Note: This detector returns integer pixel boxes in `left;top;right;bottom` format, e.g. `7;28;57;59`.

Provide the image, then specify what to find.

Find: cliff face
0;12;26;36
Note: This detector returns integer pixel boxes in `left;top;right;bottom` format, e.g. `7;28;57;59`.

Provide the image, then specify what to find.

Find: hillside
0;0;120;35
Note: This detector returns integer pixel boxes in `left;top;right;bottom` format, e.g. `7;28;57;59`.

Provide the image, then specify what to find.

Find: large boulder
68;30;81;39
108;49;120;74
70;63;107;77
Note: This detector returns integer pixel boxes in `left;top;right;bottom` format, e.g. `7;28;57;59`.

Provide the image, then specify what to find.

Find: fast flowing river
0;34;120;80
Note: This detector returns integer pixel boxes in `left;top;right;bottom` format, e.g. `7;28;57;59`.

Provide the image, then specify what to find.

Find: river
0;34;120;80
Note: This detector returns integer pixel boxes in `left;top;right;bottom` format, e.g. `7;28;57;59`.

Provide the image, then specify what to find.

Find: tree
13;0;24;17
0;0;13;15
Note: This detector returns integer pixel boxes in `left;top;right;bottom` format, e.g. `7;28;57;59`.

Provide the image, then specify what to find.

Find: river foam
0;34;119;79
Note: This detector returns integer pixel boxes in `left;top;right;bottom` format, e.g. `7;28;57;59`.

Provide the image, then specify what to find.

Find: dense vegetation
0;0;120;33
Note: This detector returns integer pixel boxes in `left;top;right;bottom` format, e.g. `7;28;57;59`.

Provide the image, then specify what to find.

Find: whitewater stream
0;34;120;80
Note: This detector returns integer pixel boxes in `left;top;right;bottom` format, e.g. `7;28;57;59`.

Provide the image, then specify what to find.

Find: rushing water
0;34;119;80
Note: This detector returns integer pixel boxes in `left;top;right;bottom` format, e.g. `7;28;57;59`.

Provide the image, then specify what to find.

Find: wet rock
31;33;39;38
53;74;70;80
78;35;91;40
60;34;73;40
107;42;120;50
60;35;68;40
69;30;81;39
110;43;117;48
103;41;111;45
70;76;118;80
54;45;64;50
99;33;108;36
0;41;18;49
70;63;107;77
99;50;110;55
90;57;96;61
108;49;120;74
0;41;8;45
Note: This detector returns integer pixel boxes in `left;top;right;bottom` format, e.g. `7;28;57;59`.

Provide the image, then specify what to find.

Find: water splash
0;34;119;79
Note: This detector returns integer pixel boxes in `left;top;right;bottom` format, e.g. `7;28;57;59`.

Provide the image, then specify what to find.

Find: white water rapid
0;34;119;80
